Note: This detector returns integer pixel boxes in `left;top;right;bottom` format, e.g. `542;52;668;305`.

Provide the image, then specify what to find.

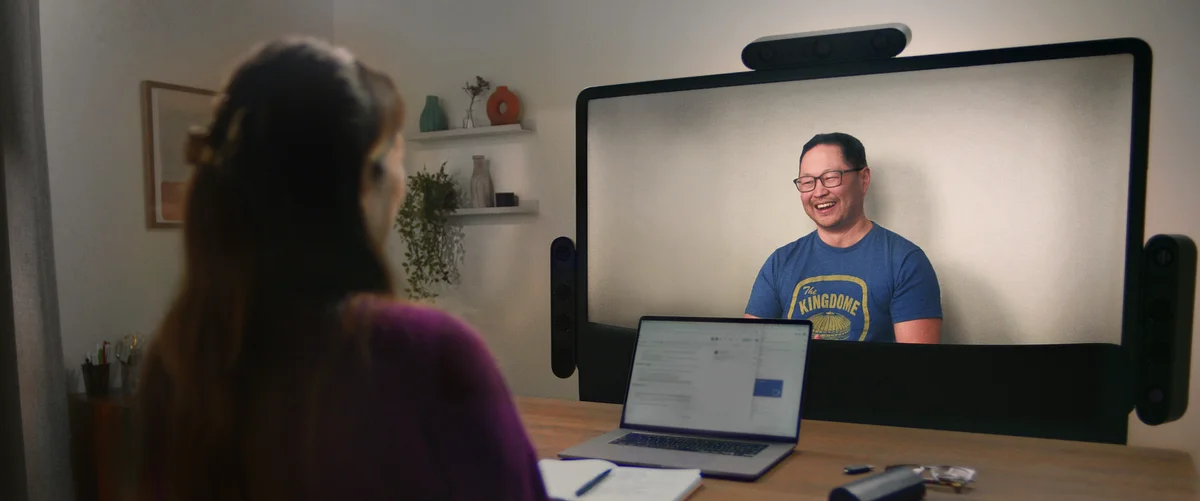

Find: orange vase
486;86;521;126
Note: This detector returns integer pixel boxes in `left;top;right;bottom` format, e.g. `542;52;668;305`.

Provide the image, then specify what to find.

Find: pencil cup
82;363;110;397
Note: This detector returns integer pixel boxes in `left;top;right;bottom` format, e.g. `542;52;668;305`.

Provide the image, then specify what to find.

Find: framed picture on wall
140;80;216;228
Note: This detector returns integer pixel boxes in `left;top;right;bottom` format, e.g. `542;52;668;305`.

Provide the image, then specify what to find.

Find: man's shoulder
870;223;926;256
770;231;817;257
757;233;817;274
868;224;938;283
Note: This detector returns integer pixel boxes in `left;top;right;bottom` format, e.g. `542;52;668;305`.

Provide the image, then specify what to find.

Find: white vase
470;155;494;208
463;106;477;128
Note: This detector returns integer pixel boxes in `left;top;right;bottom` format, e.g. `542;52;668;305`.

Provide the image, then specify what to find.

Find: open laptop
558;315;814;481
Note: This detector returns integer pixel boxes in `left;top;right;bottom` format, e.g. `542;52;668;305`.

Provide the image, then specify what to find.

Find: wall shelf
448;200;539;217
409;123;532;143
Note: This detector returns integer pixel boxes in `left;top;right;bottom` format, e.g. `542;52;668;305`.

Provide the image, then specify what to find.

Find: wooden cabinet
67;393;136;501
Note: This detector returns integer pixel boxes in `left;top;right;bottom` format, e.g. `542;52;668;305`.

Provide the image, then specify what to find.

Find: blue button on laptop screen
754;379;784;398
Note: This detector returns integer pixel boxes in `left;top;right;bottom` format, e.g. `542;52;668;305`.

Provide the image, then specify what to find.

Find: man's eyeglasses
793;166;865;193
885;464;977;493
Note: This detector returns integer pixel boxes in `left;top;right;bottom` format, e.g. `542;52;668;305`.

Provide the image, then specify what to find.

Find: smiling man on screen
744;132;943;344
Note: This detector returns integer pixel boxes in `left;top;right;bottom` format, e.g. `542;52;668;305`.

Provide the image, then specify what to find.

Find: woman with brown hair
135;37;548;500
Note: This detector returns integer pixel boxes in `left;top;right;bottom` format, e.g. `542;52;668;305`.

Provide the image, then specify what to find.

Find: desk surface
516;397;1199;501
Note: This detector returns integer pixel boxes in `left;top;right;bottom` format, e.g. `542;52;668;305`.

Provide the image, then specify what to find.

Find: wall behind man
40;0;334;388
333;0;1200;466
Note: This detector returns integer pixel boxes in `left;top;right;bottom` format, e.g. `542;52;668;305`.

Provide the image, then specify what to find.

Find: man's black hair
800;132;867;170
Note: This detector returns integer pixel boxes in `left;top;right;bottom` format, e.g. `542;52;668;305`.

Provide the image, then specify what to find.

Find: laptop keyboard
610;432;769;457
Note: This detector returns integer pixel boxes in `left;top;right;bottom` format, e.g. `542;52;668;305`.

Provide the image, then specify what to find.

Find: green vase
419;95;448;132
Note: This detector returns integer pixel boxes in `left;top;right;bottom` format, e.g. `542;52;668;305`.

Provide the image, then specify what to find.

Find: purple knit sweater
339;302;551;500
144;301;551;500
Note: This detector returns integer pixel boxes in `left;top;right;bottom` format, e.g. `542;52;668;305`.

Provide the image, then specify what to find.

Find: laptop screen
622;318;812;440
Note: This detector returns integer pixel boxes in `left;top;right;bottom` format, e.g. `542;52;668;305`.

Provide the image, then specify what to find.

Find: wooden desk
516;397;1199;501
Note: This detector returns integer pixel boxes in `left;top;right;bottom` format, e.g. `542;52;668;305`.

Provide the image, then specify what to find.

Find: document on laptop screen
622;319;810;439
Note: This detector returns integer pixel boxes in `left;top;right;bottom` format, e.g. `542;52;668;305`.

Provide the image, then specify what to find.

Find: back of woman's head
136;37;406;500
187;36;403;296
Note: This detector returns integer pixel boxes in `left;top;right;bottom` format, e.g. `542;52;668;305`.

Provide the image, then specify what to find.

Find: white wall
333;0;1200;465
333;0;582;402
40;0;334;384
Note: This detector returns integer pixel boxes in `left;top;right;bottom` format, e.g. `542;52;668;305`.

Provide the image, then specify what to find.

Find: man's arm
744;253;784;318
892;248;943;344
894;318;941;343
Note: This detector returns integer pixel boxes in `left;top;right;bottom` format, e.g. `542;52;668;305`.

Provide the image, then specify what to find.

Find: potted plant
394;161;466;300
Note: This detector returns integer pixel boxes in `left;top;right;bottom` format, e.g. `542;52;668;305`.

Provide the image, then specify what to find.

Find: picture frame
140;80;217;228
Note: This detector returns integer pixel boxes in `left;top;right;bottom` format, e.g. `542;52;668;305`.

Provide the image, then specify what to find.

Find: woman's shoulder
349;296;491;361
372;299;468;332
355;297;507;396
350;295;469;337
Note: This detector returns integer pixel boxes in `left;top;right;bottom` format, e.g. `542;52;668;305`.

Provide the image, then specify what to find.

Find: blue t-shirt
745;223;942;342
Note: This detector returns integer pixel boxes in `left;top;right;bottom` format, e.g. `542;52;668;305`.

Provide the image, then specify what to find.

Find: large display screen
582;43;1147;346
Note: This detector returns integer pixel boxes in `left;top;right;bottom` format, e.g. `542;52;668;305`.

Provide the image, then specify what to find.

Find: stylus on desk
575;468;612;497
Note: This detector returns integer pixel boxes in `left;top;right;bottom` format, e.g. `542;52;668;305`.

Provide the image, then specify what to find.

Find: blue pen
574;468;612;497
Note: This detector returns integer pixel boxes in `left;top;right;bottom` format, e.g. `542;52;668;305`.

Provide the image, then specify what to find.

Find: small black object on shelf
495;192;518;207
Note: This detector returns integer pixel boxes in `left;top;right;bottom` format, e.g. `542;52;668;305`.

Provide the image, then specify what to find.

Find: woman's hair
135;37;405;500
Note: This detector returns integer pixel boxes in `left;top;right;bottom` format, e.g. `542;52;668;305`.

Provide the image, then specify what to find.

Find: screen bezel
575;37;1152;353
618;315;814;443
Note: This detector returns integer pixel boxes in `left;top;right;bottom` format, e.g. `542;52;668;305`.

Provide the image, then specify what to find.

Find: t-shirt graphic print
787;275;870;341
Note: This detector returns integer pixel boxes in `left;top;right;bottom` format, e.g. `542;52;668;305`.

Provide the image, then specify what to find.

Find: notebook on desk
538;459;702;501
558;316;813;481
